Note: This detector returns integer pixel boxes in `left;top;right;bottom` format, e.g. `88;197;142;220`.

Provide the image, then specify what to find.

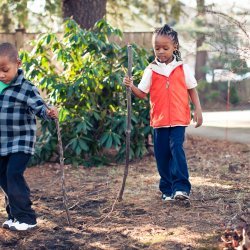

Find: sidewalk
186;110;250;144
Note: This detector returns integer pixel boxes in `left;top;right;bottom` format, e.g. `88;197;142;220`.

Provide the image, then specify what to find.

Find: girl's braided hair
153;24;182;61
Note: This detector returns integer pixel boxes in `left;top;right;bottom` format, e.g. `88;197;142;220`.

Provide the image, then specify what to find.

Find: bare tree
62;0;107;29
195;0;208;82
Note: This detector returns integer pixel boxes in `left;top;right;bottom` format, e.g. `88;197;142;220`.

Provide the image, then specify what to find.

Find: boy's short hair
0;42;18;62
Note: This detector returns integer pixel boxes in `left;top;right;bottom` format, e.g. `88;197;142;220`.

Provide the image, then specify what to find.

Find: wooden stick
118;44;132;201
44;103;72;225
55;118;72;226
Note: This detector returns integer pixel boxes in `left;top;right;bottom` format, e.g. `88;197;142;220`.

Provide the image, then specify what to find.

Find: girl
123;24;203;201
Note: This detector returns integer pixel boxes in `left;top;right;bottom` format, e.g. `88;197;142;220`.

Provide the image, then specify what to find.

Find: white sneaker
10;221;37;231
2;219;14;229
174;191;189;200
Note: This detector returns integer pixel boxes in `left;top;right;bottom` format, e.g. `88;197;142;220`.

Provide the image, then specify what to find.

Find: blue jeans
0;152;36;224
153;126;191;196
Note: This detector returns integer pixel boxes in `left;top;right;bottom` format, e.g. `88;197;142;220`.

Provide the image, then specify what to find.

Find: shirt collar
10;69;24;86
149;56;183;77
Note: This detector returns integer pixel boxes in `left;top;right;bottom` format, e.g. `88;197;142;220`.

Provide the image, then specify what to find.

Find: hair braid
153;24;182;61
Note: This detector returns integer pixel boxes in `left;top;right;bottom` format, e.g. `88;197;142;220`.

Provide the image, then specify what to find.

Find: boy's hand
193;108;203;128
46;107;58;119
123;76;133;88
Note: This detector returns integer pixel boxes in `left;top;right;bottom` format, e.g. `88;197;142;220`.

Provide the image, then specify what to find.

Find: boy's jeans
153;126;191;196
0;152;36;224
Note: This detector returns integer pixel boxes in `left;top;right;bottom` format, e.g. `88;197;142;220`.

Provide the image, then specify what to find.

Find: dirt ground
0;135;249;250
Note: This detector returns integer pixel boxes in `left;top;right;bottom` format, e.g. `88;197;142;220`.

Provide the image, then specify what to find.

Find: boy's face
153;35;177;64
0;55;21;84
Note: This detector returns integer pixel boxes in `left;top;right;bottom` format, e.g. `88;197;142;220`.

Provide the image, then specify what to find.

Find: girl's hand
123;76;133;88
193;108;203;128
46;107;58;119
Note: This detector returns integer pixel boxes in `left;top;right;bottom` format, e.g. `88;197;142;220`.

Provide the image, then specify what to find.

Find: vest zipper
166;77;170;89
166;77;171;126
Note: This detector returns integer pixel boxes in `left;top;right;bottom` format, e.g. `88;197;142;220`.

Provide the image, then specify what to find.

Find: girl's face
0;55;20;84
153;35;177;64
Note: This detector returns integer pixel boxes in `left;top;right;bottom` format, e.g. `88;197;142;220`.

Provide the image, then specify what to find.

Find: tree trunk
195;0;207;82
0;3;12;32
62;0;107;29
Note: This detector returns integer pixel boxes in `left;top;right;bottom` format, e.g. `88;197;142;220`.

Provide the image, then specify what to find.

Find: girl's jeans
0;152;36;224
153;126;191;196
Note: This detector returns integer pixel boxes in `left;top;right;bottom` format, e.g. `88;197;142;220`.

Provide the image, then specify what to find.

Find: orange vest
149;65;191;128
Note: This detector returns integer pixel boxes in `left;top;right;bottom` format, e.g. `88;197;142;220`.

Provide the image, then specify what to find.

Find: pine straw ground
0;135;249;250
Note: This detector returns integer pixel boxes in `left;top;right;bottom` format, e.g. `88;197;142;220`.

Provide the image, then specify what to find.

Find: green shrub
197;81;241;107
21;19;152;166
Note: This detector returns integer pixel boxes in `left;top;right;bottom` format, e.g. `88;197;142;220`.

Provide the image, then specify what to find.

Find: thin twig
87;195;119;228
97;196;118;224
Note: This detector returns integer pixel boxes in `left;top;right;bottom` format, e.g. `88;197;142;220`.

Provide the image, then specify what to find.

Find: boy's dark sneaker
162;193;174;201
174;191;189;200
10;220;37;231
2;219;14;229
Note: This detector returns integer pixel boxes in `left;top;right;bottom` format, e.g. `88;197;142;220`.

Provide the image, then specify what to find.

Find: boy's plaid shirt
0;69;51;156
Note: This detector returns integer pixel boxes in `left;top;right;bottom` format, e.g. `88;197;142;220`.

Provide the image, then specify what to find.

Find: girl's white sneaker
174;191;189;200
162;194;174;201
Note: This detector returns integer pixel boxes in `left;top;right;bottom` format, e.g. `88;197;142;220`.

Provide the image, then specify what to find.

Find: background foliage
21;19;152;166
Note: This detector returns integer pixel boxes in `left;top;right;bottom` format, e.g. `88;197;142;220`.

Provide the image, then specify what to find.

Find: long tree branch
205;9;249;38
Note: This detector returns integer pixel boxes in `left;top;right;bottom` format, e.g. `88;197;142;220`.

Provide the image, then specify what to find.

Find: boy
0;42;58;231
